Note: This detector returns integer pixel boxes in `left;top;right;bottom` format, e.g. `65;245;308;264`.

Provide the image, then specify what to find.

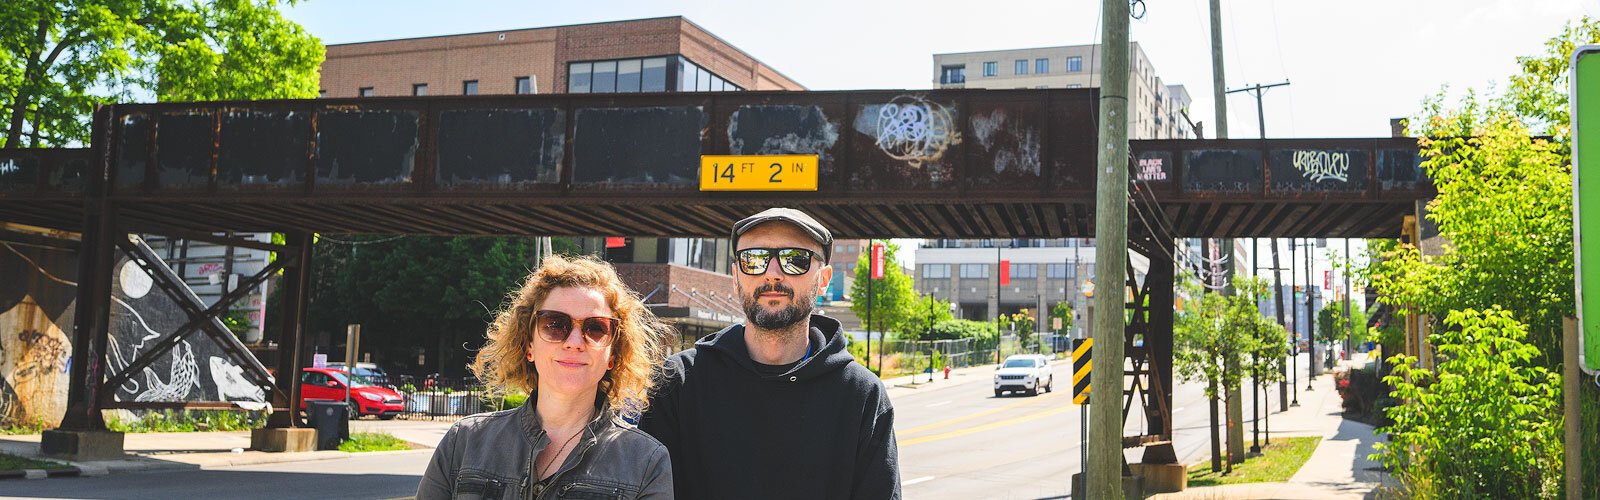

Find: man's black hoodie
640;314;900;500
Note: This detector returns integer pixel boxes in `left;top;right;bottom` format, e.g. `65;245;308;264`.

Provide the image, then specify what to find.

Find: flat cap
730;207;833;263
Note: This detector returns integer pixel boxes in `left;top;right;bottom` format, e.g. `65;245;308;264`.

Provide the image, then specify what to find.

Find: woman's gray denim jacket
417;397;673;499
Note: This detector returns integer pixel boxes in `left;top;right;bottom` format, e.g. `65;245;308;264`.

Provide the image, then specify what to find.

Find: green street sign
1574;45;1600;373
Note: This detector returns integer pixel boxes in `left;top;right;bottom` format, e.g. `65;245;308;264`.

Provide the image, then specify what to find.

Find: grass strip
337;431;412;452
0;452;67;472
1186;436;1322;487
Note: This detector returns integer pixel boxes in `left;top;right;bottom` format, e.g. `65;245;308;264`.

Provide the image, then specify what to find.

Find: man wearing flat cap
641;207;901;499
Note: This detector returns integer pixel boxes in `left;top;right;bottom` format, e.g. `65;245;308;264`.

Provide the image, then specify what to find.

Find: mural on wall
0;233;268;428
107;254;266;406
0;238;77;427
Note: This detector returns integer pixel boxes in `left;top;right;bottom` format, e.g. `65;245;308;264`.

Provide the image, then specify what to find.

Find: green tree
294;235;563;376
1;0;323;147
1364;17;1600;496
1374;308;1563;498
899;294;953;341
1175;273;1274;472
849;241;915;337
1049;300;1075;335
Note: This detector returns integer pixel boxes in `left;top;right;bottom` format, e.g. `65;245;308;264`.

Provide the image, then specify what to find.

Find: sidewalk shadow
1299;416;1393;499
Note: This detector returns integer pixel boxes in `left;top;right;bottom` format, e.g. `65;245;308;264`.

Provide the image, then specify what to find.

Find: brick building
320;16;803;98
318;17;805;350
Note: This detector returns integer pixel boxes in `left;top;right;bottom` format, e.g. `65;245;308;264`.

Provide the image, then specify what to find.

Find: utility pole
1304;239;1317;389
1226;81;1291;140
1207;0;1245;467
1343;239;1353;361
1273;239;1293;409
1250;239;1260;455
867;239;874;372
1088;0;1131;494
996;244;1003;364
1289;239;1300;406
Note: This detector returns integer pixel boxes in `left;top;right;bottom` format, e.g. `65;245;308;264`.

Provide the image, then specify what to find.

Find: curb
0;466;84;480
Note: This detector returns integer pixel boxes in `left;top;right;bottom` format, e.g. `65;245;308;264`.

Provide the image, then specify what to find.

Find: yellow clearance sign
699;155;819;191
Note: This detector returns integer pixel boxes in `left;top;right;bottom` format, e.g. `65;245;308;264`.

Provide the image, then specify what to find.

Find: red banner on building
605;237;626;248
870;243;885;279
999;259;1011;286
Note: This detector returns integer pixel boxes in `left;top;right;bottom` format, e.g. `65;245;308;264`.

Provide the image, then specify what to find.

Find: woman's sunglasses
735;247;821;276
533;310;618;346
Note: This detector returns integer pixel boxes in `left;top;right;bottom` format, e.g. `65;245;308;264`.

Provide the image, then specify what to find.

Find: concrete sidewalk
0;417;454;478
1151;358;1394;500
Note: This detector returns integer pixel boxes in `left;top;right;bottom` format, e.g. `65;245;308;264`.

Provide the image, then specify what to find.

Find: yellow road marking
897;390;1064;437
899;404;1074;447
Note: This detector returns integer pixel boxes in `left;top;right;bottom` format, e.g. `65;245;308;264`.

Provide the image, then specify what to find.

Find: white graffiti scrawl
874;95;958;168
1292;150;1350;183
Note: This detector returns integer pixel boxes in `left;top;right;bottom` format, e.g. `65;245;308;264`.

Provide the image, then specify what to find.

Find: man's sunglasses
533;310;618;346
735;247;822;276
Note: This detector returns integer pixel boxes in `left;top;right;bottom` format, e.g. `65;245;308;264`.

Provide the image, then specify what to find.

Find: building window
570;62;593;93
616;59;642;93
960;264;989;278
940;65;966;84
318;89;327;98
923;264;951;278
642;57;668;92
593;61;617;93
1015;59;1028;75
514;77;532;94
1067;56;1083;72
462;80;478;95
357;87;374;97
1067;83;1083;89
1012;264;1038;279
1046;263;1078;278
982;61;998;77
1036;58;1049;74
412;84;428;96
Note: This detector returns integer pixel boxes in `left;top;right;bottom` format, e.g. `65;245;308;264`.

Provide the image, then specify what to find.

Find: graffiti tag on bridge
875;95;957;168
1292;150;1350;183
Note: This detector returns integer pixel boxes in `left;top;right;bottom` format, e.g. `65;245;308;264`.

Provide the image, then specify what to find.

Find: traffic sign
699;155;819;191
1574;45;1600;373
1072;338;1092;405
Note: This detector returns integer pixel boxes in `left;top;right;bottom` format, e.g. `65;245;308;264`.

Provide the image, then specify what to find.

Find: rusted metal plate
218;111;310;188
315;110;419;187
436;108;563;187
0;148;88;196
573;106;706;186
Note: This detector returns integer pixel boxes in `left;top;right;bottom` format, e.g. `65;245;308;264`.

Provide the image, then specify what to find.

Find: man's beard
741;282;814;330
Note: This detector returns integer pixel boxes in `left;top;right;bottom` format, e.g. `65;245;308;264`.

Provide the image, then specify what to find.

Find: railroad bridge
0;88;1429;461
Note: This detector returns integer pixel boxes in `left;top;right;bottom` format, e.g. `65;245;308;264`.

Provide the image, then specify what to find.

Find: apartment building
932;43;1194;140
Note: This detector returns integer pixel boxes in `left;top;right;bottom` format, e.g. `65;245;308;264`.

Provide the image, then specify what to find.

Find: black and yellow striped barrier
1072;338;1091;405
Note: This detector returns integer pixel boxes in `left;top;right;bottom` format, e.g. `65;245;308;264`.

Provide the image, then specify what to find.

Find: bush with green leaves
1373;308;1562;498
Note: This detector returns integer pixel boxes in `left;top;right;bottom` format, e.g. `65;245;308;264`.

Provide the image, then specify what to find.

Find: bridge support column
44;107;124;461
259;231;314;452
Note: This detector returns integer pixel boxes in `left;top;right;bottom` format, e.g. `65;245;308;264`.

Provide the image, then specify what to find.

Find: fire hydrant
943;365;951;380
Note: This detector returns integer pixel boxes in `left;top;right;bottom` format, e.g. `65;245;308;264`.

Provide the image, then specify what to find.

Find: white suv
994;354;1053;397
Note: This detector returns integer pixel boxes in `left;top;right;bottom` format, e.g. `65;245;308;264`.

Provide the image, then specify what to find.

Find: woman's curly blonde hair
471;255;669;413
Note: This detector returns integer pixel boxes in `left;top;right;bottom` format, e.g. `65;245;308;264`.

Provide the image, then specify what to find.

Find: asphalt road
2;353;1324;500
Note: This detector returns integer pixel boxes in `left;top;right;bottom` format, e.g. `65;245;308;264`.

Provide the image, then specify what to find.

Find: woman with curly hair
419;255;674;499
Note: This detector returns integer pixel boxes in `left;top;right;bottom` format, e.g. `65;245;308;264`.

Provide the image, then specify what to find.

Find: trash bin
307;400;350;450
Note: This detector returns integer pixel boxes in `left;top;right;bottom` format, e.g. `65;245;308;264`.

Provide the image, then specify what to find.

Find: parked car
994;354;1054;397
324;362;394;389
300;367;404;420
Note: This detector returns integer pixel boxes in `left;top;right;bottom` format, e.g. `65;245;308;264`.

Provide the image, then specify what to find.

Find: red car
300;367;405;420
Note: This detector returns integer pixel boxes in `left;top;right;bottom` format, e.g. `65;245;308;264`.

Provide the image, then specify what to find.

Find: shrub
1372;308;1562;499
